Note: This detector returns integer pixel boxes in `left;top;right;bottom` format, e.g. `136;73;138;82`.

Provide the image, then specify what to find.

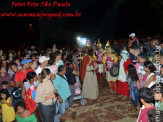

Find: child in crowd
137;87;155;122
151;83;163;111
0;89;15;122
137;52;149;87
1;81;9;90
15;101;37;122
127;64;139;112
0;65;11;90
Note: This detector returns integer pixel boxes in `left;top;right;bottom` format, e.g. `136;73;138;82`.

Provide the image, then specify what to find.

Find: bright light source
29;23;32;27
77;37;91;47
77;37;81;41
80;38;87;45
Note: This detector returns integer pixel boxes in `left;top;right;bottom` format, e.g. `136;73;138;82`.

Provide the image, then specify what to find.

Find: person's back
65;67;76;85
65;61;78;107
132;37;139;46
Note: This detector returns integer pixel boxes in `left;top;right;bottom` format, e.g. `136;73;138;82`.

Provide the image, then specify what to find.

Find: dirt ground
61;80;139;122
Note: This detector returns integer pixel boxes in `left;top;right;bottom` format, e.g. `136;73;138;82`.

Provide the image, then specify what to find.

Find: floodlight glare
77;37;81;41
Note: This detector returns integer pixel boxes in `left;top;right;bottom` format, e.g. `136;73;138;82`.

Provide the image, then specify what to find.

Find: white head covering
129;33;135;37
120;50;128;62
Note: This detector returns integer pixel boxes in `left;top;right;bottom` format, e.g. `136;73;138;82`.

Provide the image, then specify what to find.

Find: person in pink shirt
137;87;155;122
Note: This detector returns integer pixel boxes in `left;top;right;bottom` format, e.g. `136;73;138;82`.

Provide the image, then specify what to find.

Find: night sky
0;0;163;48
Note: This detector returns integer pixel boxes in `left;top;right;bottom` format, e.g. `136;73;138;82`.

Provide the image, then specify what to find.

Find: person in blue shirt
53;65;71;116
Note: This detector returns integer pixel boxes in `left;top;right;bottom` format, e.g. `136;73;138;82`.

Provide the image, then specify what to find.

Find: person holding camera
35;68;57;122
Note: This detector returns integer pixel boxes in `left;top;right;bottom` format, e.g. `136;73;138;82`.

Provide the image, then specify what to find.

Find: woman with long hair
48;51;63;74
126;64;139;112
143;61;156;88
0;89;15;122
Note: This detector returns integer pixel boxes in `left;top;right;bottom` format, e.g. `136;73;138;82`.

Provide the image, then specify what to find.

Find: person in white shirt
143;61;156;88
35;56;49;75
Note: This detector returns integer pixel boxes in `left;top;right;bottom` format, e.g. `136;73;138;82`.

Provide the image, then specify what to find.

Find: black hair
138;52;149;61
23;71;37;83
13;57;20;63
38;68;51;83
134;46;140;51
49;51;61;65
127;64;138;81
129;45;135;50
1;81;8;86
30;54;36;59
144;61;156;72
15;101;26;112
53;51;61;61
140;87;154;103
66;60;73;67
58;65;65;72
11;63;18;67
151;83;163;97
67;54;72;61
148;109;163;122
62;52;67;60
87;50;93;56
0;89;10;100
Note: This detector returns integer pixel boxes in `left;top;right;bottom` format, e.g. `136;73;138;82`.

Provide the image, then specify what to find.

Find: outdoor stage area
61;80;138;122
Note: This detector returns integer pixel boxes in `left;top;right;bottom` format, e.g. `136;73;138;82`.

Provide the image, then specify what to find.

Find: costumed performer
96;38;105;82
116;50;131;100
103;42;118;95
81;50;99;99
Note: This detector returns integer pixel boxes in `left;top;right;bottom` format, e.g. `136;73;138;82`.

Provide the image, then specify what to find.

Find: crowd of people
0;33;163;122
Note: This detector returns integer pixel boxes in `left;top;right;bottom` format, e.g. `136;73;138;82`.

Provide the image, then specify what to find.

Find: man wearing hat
129;33;139;46
14;59;33;87
35;56;49;75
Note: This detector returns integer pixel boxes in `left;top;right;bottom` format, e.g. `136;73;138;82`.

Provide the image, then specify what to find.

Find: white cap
129;33;135;37
39;56;50;63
